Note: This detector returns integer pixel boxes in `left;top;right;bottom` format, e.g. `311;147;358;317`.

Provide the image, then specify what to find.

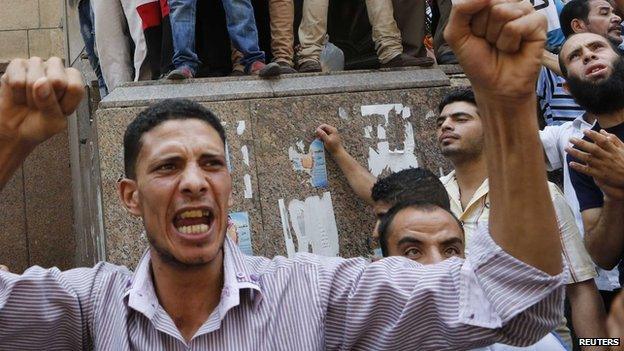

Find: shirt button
469;313;475;319
236;272;245;280
250;274;259;282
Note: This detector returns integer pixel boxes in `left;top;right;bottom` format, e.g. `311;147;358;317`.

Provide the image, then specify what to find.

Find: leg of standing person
269;0;297;73
297;0;326;72
365;0;434;67
166;0;200;79
78;0;108;97
221;0;280;77
391;0;426;58
92;0;135;91
432;0;457;64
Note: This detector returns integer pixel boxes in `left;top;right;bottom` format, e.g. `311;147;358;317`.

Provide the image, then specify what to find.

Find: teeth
179;210;204;219
176;224;209;235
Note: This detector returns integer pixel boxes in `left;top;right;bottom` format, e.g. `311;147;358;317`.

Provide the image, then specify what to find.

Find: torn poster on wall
360;103;419;177
228;211;253;255
288;138;329;188
278;192;340;258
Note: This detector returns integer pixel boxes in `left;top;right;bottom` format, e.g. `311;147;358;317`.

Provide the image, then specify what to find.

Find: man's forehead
589;0;613;8
139;119;225;156
440;101;479;117
561;33;610;56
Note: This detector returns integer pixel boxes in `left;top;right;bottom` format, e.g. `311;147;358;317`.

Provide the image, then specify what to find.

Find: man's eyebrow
441;237;464;247
566;47;582;61
438;112;474;120
397;237;423;246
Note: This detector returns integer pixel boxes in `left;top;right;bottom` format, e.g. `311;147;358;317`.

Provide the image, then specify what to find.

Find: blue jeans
78;0;108;97
168;0;265;74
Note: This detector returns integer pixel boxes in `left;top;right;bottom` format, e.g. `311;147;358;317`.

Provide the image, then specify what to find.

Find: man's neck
150;249;224;342
594;109;624;129
452;155;488;209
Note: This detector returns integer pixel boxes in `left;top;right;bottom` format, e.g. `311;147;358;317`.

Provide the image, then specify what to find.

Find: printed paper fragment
288;139;329;188
364;126;373;139
377;125;386;140
228;211;253;255
241;145;250;167
361;103;411;125
338;107;349;120
279;199;296;258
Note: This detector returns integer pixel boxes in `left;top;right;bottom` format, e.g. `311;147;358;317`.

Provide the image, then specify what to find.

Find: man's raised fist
444;0;547;99
0;57;84;147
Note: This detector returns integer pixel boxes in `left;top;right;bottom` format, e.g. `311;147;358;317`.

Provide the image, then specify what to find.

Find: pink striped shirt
0;225;564;350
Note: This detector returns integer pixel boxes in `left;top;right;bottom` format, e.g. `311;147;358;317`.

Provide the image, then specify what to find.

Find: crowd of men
1;0;624;349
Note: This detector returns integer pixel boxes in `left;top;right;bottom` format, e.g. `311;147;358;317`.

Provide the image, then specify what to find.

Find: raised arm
445;0;562;275
0;57;84;190
316;124;377;205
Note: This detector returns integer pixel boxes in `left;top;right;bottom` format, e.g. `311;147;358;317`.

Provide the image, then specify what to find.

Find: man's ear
227;195;234;208
571;19;588;33
118;178;142;216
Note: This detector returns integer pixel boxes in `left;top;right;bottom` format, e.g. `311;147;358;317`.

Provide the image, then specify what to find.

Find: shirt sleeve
540;126;563;171
318;225;565;350
0;262;124;350
549;183;597;283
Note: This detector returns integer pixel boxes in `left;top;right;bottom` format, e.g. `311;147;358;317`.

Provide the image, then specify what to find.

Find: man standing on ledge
0;1;565;349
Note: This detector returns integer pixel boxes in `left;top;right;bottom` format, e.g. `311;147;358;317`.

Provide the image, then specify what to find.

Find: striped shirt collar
124;236;263;328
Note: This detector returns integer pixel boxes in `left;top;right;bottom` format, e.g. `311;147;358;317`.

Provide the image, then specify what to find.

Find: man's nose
180;164;208;197
422;250;445;265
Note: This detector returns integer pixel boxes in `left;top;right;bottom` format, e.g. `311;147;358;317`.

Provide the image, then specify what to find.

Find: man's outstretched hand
444;0;547;99
0;57;84;148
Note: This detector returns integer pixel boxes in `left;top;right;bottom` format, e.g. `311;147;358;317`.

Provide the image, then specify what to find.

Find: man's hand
444;0;547;99
567;130;624;201
0;57;84;147
316;124;344;155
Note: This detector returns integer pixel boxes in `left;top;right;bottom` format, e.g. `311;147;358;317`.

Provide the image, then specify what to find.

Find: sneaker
380;54;435;68
249;61;281;78
276;61;297;74
298;60;322;73
230;68;245;77
436;52;459;65
166;66;194;80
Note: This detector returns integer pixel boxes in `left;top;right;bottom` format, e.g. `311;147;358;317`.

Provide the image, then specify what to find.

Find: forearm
0;140;33;190
476;94;562;275
567;280;608;345
586;200;624;269
330;148;377;205
542;50;563;76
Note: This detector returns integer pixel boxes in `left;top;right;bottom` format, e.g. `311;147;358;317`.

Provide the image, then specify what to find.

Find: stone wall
0;0;65;60
94;68;464;269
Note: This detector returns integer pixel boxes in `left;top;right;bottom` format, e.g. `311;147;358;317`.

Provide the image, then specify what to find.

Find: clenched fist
444;0;547;99
0;57;84;147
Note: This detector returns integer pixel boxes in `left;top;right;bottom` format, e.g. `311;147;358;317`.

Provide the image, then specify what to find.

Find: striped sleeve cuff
459;224;566;329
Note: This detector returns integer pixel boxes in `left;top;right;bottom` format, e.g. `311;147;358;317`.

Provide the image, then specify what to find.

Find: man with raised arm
0;1;564;348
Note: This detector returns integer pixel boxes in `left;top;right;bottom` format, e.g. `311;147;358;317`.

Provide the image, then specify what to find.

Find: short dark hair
378;200;463;257
123;99;227;179
371;168;450;211
560;0;591;39
438;88;477;114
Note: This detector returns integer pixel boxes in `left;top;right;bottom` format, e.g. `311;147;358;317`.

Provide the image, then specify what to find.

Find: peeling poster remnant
361;103;419;177
278;192;340;258
228;211;253;255
288;139;329;188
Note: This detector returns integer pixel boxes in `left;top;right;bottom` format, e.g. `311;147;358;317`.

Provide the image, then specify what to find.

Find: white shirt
540;116;621;291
